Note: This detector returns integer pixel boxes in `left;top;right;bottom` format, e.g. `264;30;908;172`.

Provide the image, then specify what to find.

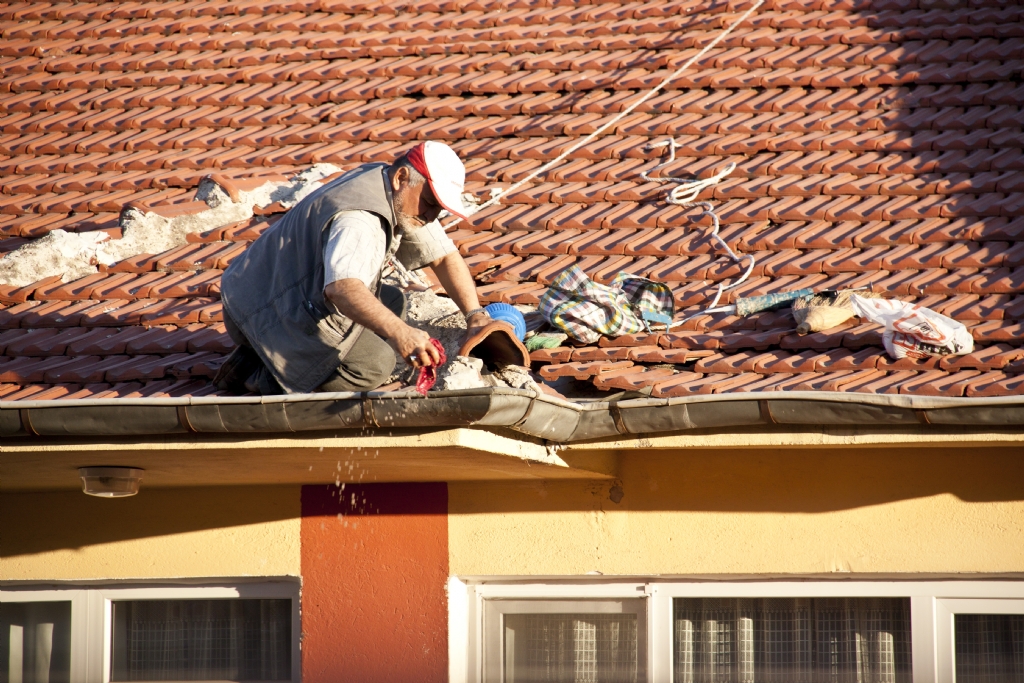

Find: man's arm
428;251;490;330
325;279;442;367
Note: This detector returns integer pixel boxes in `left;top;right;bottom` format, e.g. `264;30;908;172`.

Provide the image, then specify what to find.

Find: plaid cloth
538;265;675;343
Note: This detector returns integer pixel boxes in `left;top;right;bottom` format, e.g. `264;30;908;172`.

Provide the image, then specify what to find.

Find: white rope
438;0;766;330
384;251;431;290
639;138;756;329
443;0;766;229
641;139;737;205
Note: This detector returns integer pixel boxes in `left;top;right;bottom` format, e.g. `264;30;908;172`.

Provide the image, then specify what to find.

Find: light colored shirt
323;210;387;290
322;210;457;292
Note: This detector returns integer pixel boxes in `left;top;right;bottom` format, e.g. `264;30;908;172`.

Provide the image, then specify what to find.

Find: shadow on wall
467;446;1024;514
0;484;298;559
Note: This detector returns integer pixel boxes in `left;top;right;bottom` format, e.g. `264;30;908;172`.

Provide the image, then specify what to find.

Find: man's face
392;166;442;233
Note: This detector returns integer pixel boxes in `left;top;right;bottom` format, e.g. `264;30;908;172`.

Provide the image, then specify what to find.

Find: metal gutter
2;389;1024;443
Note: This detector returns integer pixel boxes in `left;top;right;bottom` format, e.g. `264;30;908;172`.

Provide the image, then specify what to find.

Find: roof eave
2;389;1024;443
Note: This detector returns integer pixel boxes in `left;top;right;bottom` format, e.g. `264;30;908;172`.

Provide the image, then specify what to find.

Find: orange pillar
301;482;448;683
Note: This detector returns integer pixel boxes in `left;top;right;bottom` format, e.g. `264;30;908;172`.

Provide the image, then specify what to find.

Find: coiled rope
444;0;766;226
432;0;766;326
640;138;755;328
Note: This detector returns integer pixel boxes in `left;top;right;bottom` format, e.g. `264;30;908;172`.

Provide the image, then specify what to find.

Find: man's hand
430;251;491;347
393;325;442;368
326;279;441;368
466;310;490;331
464;310;491;347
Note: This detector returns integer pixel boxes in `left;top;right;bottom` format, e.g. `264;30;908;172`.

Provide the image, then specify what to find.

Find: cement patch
0;165;343;287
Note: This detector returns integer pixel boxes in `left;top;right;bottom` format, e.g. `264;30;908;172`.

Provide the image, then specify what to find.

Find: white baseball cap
405;141;469;220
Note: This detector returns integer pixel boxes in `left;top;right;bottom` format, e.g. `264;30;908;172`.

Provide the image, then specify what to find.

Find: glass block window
486;599;646;683
673;598;912;683
955;614;1024;683
110;599;291;682
504;613;638;683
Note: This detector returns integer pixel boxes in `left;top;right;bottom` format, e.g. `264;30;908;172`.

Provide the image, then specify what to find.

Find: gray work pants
224;285;406;394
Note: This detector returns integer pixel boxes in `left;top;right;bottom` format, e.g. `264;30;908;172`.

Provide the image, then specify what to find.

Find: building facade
4;428;1023;682
3;0;1024;680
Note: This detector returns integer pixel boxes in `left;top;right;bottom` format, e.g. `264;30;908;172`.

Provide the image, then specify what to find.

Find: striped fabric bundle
538;265;674;343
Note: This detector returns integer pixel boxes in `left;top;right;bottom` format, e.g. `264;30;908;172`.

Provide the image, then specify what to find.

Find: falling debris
0;165;343;288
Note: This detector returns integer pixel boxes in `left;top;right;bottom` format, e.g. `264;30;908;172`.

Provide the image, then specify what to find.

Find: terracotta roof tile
0;0;1021;401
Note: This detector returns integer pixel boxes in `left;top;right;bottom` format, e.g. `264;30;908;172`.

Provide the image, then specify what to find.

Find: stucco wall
1;485;301;580
449;446;1024;576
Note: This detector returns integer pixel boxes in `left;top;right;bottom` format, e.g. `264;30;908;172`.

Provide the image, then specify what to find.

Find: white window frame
934;597;1024;683
483;598;648;683
1;579;300;683
450;577;1024;683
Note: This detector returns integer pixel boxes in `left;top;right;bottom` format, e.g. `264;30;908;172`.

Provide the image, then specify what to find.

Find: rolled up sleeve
395;219;457;271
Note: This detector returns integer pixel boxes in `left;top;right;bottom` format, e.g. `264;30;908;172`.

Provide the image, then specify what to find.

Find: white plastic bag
849;295;974;359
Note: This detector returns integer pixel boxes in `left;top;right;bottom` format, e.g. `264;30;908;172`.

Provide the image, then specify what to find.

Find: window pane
110;599;291;682
504;613;638;683
673;598;912;683
955;614;1024;683
1;601;72;683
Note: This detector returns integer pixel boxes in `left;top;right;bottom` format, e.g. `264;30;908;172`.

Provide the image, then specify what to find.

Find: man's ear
391;165;407;191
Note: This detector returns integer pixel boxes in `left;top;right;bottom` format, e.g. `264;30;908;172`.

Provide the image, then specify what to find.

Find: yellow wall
6;445;1024;581
449;446;1024;575
1;485;300;580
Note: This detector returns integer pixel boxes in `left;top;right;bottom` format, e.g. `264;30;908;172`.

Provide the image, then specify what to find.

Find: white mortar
0;164;344;288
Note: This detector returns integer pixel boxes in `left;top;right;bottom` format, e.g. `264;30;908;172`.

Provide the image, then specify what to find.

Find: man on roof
214;141;490;395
